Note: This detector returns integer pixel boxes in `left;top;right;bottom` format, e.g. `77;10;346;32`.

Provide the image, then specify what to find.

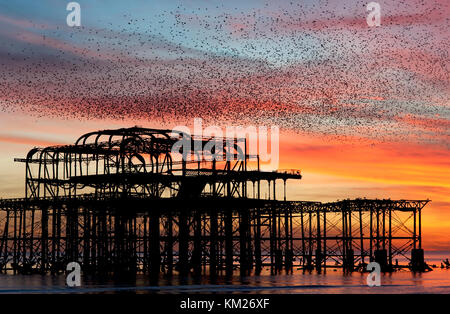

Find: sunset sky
0;0;448;250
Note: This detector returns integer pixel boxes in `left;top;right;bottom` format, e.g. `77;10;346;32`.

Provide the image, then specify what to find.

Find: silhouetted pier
0;127;429;277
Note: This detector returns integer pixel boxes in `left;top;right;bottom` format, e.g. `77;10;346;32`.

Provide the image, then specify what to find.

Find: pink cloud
0;13;54;30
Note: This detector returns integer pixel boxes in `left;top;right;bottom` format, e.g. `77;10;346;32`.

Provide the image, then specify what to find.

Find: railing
274;169;302;176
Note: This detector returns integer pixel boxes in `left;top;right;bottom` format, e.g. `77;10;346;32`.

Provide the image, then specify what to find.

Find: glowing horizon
0;1;448;251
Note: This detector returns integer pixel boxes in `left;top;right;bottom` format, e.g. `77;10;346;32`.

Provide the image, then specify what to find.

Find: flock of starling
0;1;448;146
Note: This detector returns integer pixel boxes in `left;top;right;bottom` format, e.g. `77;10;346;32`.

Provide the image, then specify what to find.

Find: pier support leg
254;208;262;275
166;214;173;276
239;209;250;276
411;248;426;271
150;211;161;281
192;211;202;277
178;211;189;277
316;208;322;272
210;210;218;278
225;210;233;277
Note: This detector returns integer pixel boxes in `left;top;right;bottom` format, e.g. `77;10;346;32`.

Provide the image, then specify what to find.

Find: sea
0;251;449;294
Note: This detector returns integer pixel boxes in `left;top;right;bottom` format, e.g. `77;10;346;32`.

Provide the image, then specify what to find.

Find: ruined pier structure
0;127;429;276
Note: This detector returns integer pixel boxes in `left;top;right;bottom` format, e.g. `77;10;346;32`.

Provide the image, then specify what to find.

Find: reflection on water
0;251;449;294
0;269;449;294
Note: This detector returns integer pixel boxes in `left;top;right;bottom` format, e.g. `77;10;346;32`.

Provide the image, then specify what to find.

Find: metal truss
0;127;429;276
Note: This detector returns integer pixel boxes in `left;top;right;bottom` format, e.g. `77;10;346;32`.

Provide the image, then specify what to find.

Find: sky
0;0;449;250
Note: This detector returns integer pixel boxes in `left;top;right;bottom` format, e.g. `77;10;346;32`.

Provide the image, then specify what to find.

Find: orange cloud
277;131;450;249
0;134;62;147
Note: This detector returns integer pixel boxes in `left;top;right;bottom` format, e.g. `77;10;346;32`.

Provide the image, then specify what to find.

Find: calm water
0;252;449;294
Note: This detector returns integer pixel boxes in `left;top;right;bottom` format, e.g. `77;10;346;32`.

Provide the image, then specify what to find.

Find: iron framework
0;127;429;277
